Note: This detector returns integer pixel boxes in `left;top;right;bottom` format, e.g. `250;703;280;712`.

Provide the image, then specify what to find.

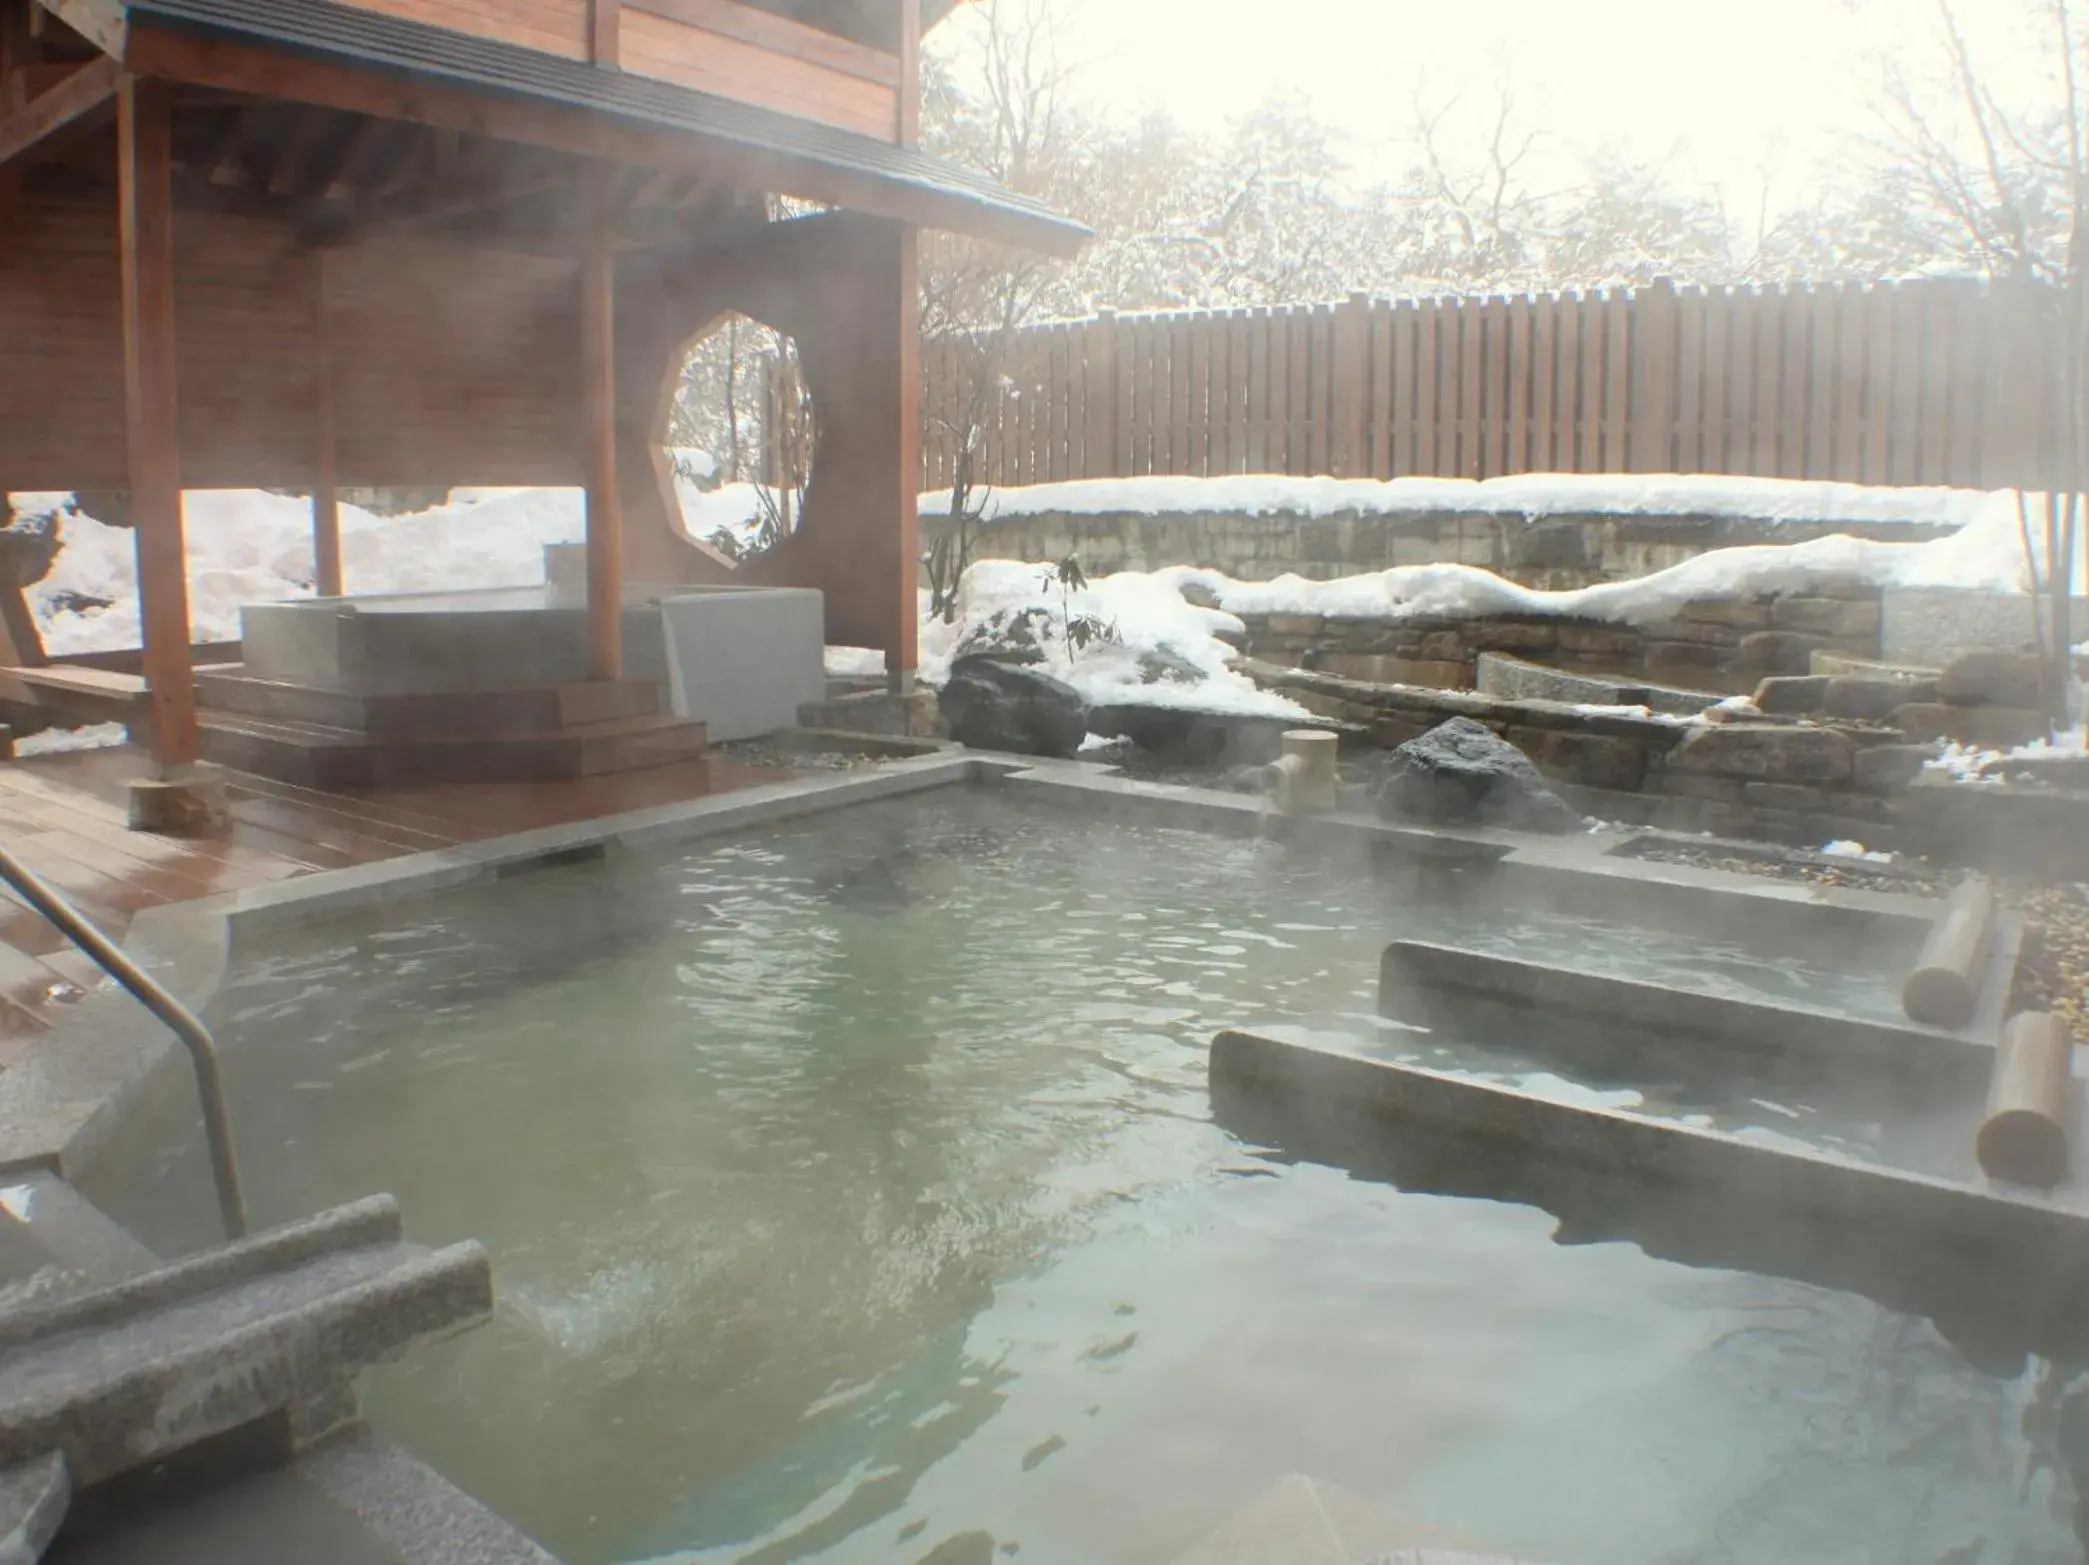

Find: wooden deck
0;746;791;1032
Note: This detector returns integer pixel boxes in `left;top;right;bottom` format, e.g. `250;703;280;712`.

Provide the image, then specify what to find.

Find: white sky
990;0;1970;209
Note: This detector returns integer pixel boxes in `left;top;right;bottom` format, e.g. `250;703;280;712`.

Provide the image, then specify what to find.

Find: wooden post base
126;771;230;836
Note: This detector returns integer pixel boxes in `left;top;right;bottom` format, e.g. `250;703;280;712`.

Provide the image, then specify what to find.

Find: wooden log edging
1979;1012;2076;1189
1903;876;1996;1031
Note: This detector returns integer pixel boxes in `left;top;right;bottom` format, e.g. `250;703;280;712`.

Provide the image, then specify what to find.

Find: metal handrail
0;847;247;1238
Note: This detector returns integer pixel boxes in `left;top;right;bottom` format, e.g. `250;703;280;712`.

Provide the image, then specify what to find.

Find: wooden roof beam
0;45;115;171
122;22;1088;257
31;0;123;57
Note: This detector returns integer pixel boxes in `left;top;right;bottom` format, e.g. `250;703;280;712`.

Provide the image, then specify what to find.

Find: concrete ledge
1210;1029;2089;1362
1377;939;2004;1095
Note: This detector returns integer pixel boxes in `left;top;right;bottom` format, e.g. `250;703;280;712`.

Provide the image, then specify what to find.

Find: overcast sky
945;0;2012;209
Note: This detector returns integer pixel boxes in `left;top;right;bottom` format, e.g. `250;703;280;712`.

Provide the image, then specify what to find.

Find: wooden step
0;667;148;727
195;668;663;740
198;710;707;790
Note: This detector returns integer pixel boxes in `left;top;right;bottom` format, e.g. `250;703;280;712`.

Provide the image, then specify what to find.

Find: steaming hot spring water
87;789;2083;1564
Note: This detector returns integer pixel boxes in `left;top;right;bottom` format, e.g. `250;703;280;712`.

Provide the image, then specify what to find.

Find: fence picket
1888;281;1925;486
1674;285;1704;474
1415;297;1442;476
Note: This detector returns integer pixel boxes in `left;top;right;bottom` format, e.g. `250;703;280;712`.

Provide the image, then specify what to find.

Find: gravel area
2008;885;2089;1040
1624;840;2089;1044
713;740;895;774
1622;840;1940;898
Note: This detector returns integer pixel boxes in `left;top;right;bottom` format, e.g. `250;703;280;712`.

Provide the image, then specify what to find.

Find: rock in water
939;656;1087;758
1376;716;1584;832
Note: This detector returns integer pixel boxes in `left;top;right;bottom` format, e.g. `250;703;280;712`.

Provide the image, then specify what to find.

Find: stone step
0;1195;491;1492
197;710;706;789
195;667;662;740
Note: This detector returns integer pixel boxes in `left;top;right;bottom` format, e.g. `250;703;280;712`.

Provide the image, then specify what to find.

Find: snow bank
920;560;1307;719
17;484;776;658
11;722;126;757
1162;533;1913;625
12;473;2081;737
22;488;591;656
1150;486;2082;625
923;472;2002;529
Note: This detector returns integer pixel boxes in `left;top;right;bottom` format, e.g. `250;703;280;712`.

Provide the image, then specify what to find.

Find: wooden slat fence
763;275;2064;493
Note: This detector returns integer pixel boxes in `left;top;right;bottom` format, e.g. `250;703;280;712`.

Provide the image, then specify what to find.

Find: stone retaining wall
934;508;1953;590
1249;661;1926;848
1232;581;1885;696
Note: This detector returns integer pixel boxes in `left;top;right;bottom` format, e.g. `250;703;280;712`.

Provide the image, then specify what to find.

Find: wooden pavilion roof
29;0;1086;255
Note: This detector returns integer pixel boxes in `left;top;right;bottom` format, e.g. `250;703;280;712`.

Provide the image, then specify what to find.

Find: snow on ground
16;483;774;658
10;722;127;758
9;473;2085;729
920;559;1307;717
1927;727;2089;783
923;472;2002;529
1821;840;1896;863
823;647;887;679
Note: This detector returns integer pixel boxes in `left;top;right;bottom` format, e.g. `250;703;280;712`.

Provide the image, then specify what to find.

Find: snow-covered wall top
919;473;2001;529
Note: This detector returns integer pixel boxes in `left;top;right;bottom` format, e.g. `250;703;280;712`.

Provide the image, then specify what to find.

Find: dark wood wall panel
0;199;583;491
329;0;590;60
620;8;897;138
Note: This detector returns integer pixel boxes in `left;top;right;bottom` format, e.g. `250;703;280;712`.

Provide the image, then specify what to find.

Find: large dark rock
938;656;1086;758
1375;717;1585;832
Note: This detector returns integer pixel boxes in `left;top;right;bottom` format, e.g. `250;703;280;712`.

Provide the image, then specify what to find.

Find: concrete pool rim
0;749;2030;1561
0;749;1988;1191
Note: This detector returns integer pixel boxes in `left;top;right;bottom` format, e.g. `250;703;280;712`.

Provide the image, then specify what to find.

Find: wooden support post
119;76;200;773
892;222;920;675
581;167;623;681
310;250;342;598
895;0;919;146
0;0;32;116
